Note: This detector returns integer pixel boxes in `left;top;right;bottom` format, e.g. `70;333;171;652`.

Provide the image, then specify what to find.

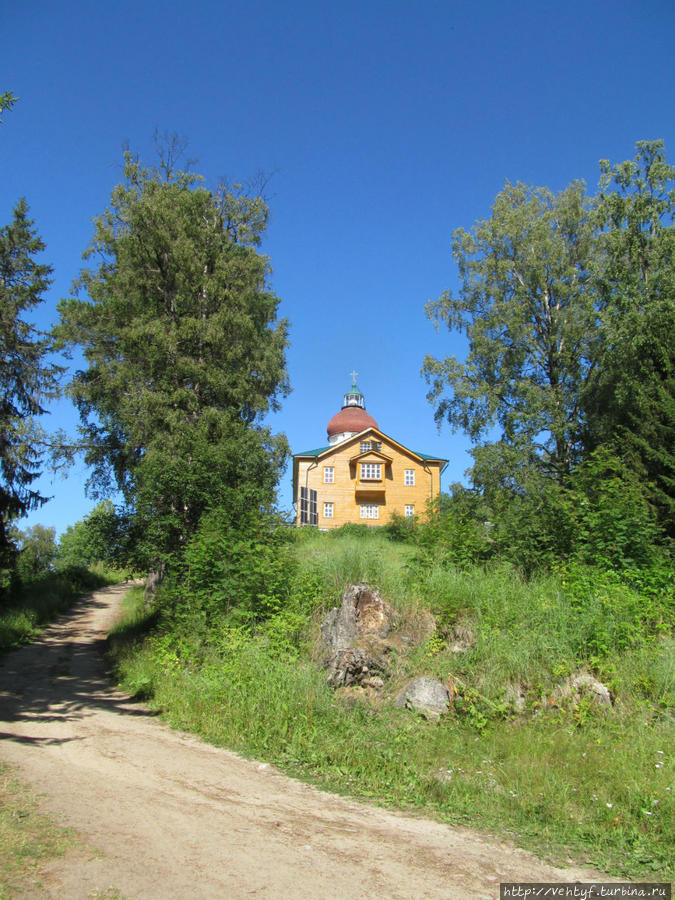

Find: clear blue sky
2;0;674;536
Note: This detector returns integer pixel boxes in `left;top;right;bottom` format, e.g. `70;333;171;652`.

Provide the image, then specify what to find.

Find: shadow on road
0;585;158;745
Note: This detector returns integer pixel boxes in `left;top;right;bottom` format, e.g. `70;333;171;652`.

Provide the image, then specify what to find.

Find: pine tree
0;199;60;569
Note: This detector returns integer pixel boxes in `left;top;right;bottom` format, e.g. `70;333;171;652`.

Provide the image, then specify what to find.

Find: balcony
355;477;386;499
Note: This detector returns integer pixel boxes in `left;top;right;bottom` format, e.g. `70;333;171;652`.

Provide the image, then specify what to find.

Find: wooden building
292;380;448;528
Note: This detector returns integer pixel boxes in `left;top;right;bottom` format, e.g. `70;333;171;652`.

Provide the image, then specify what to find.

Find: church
292;378;448;528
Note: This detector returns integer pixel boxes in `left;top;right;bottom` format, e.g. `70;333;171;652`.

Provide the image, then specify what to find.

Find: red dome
327;406;379;437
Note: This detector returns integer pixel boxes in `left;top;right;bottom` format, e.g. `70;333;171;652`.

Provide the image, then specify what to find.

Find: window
405;505;415;518
404;469;415;486
360;463;381;480
323;502;334;518
360;441;382;453
323;466;334;483
300;487;318;525
360;504;379;520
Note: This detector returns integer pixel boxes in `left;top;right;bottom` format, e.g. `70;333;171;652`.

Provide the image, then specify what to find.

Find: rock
394;676;450;719
327;648;377;688
321;584;394;688
554;672;612;708
569;673;612;707
504;683;527;713
361;675;385;690
321;583;392;654
448;621;475;653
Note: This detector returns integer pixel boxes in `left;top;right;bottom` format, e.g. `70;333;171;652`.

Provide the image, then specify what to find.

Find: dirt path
0;584;603;899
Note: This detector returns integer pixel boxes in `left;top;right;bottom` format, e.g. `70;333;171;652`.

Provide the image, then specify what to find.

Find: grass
0;762;76;898
107;527;674;880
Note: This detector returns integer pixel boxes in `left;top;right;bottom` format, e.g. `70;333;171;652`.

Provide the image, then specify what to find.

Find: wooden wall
294;431;444;528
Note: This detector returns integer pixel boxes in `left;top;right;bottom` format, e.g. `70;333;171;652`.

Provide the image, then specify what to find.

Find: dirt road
0;584;602;899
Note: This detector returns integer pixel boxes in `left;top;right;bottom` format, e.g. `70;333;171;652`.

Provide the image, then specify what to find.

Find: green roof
293;442;447;464
294;445;332;457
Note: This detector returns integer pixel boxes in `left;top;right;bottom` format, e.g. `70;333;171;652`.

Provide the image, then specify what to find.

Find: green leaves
424;140;675;545
425;180;594;480
57;149;290;568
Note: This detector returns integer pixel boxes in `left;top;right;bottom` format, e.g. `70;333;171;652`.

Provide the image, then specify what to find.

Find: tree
0;200;61;571
0;91;18;124
14;523;57;580
585;141;675;534
56;500;125;569
56;148;290;570
423;180;596;485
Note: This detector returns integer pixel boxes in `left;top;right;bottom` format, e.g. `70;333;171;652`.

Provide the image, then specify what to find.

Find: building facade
292;381;448;528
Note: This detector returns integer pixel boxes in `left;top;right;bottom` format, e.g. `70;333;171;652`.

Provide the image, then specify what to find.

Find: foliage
56;144;290;571
0;199;61;578
414;487;493;568
424;140;675;545
586;140;675;535
565;447;661;569
424;179;595;482
0;91;18;123
14;523;57;581
56;500;128;570
162;508;297;629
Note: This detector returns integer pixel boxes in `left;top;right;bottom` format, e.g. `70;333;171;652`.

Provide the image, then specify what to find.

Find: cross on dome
326;375;378;444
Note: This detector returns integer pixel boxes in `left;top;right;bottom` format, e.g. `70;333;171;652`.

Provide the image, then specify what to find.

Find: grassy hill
108;525;673;880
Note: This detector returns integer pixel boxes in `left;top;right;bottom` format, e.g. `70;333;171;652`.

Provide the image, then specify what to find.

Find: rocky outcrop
321;584;394;689
326;648;384;688
394;677;450;719
321;583;392;652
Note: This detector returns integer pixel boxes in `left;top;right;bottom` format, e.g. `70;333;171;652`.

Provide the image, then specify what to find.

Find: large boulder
321;583;392;652
394;676;450;719
321;584;394;689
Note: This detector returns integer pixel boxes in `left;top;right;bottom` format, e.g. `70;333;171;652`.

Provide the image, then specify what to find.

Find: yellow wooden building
292;380;448;528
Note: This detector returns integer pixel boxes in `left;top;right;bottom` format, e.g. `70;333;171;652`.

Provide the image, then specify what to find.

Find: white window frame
323;502;334;519
323;466;334;484
404;505;415;518
360;504;379;520
360;463;382;480
404;469;415;486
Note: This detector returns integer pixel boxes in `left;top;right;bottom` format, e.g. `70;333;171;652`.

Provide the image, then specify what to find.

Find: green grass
0;762;76;898
107;528;674;880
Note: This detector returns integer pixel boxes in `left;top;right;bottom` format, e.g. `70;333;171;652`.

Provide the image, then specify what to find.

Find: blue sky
2;0;674;535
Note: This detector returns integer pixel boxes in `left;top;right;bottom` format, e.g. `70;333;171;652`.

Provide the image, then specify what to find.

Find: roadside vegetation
0;503;129;654
0;761;76;897
108;513;673;880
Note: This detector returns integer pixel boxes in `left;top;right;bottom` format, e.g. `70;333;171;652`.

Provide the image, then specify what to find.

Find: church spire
343;370;365;409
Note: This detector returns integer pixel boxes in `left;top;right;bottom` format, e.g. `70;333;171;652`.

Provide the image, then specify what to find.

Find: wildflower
606;803;613;808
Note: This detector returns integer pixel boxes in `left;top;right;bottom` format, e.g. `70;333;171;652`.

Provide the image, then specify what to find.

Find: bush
161;508;297;627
